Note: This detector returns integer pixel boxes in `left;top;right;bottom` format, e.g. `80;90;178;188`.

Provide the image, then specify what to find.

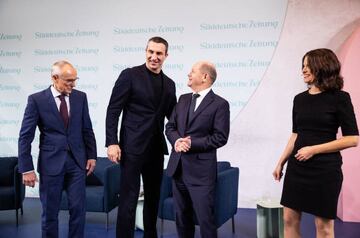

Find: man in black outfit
106;36;177;238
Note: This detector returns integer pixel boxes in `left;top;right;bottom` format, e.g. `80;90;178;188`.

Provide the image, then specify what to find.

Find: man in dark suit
165;61;230;238
106;36;176;238
18;60;97;238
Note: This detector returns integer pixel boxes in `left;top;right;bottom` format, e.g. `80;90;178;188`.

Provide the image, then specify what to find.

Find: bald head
187;61;217;92
197;61;217;84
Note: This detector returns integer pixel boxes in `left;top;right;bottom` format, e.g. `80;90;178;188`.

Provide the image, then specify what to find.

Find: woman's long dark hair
302;48;343;91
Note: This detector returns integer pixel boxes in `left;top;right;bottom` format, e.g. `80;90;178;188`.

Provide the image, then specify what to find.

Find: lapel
68;91;78;131
45;87;66;131
187;90;215;126
181;93;192;133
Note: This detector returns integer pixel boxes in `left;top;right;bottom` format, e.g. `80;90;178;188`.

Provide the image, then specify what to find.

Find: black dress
281;90;359;219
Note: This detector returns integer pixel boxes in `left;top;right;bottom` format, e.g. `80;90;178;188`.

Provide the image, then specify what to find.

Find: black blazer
106;64;176;155
165;90;230;185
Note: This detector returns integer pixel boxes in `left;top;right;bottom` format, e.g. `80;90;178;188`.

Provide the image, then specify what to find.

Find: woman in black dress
273;48;359;238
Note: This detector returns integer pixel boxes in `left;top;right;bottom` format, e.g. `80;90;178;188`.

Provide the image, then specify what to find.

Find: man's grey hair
51;60;74;77
200;62;217;84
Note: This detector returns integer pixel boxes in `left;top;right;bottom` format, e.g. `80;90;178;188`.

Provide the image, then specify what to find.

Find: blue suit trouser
39;152;86;238
172;163;217;238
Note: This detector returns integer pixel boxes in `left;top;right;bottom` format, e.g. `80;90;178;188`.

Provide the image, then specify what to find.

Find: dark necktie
58;94;69;128
188;93;200;122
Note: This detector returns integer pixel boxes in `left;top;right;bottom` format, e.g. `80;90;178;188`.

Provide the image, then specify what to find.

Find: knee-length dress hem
281;90;358;219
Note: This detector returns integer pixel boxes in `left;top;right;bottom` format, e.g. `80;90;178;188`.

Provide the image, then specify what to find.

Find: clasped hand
175;136;191;153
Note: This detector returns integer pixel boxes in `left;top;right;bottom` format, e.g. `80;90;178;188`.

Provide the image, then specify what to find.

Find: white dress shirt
193;87;211;111
51;85;70;115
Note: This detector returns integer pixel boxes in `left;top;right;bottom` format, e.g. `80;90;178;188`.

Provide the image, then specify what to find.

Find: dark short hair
147;36;169;53
302;48;343;91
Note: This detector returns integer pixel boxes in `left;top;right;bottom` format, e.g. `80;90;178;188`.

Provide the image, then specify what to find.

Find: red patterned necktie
58;94;69;128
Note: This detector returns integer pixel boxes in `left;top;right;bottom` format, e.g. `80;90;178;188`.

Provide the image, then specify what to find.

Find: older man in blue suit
166;61;230;238
18;60;97;238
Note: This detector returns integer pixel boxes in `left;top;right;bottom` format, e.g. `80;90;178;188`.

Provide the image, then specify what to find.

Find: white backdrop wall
220;0;360;207
0;0;359;207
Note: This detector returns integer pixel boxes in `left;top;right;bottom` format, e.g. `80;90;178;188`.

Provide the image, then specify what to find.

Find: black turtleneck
146;68;163;108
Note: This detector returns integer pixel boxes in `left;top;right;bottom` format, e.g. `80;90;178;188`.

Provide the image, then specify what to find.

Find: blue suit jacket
18;87;97;175
165;90;230;186
105;64;176;155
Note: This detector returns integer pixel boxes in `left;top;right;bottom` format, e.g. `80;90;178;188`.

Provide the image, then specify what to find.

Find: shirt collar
193;87;211;98
51;85;68;98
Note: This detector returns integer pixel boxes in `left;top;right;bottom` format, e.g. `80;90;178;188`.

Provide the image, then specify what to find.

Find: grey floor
0;198;360;238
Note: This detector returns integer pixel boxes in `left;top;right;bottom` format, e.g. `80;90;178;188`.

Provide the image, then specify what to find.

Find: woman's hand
273;163;284;181
295;146;316;161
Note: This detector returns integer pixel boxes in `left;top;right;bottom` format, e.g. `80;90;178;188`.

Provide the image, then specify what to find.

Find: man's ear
202;74;208;83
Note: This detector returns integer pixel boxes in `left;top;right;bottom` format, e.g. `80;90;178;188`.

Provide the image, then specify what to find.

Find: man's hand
107;144;121;164
175;136;191;153
86;159;96;176
22;171;38;187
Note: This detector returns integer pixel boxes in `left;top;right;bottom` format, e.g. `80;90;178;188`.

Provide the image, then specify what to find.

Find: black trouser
116;138;164;238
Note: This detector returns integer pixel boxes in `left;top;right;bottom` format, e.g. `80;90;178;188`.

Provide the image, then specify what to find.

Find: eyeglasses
60;77;79;85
